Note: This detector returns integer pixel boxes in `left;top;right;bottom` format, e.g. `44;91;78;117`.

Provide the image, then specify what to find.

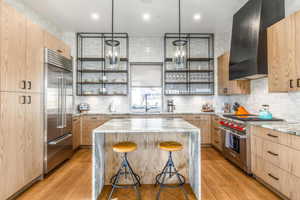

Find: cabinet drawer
252;126;289;145
252;155;300;199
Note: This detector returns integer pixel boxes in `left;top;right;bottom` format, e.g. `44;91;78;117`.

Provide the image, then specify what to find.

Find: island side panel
189;130;201;199
103;132;190;185
93;133;105;200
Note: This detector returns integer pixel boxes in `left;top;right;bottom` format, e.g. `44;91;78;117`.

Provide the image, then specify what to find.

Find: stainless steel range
219;114;283;175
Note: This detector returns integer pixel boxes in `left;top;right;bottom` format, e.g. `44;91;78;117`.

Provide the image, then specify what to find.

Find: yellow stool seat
159;141;183;152
113;142;137;153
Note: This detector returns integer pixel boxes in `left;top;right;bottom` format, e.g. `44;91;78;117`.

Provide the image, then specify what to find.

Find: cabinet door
26;20;44;93
198;116;211;144
24;93;43;183
0;92;26;199
72;117;81;149
82;116;109;145
217;53;229;95
268;15;295;93
293;11;300;92
0;3;26;92
44;31;70;58
218;53;250;95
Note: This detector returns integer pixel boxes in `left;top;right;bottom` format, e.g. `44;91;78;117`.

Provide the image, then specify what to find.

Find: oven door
219;127;247;171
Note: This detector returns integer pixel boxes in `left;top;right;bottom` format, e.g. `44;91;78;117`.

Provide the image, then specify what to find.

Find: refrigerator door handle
63;78;67;128
57;76;64;129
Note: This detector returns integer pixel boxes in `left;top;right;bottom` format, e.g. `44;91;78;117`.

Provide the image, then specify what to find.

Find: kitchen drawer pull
214;140;219;144
27;81;32;90
90;117;98;120
57;49;63;53
20;96;26;104
267;151;278;156
297;79;300;88
290;79;294;88
268;173;279;181
267;133;278;138
27;96;32;104
21;80;26;89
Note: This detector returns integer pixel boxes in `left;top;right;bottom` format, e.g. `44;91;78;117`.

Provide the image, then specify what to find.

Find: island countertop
92;118;201;200
93;118;200;134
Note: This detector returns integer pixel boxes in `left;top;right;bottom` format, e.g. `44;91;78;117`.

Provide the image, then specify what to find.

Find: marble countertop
74;111;215;117
258;122;300;136
93;118;200;134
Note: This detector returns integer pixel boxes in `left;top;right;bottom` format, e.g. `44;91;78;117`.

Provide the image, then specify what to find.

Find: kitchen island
92;118;201;200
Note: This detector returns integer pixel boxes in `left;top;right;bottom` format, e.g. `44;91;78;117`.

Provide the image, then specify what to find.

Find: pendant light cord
112;0;114;40
179;0;181;40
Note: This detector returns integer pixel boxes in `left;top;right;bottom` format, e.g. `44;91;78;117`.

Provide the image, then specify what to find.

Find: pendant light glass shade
173;0;187;69
172;39;187;69
105;39;120;69
105;0;120;69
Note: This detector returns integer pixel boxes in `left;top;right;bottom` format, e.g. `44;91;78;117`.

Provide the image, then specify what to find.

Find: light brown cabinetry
72;117;82;150
81;116;110;146
268;11;300;92
217;52;250;95
251;125;300;199
0;92;43;200
183;115;211;145
0;3;44;93
211;115;223;151
44;31;71;58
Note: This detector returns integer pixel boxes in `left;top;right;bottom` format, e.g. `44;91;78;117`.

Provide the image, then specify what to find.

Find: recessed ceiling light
193;13;201;21
142;13;151;21
91;13;100;20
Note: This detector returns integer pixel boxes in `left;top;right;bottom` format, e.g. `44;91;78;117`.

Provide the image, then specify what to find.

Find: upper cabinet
44;31;71;59
218;52;250;95
268;11;300;92
0;2;27;92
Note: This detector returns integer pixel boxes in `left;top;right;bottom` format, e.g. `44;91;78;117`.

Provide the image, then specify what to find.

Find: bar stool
155;141;188;200
108;142;141;200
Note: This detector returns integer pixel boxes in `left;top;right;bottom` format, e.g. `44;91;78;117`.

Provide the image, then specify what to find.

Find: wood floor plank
17;148;281;200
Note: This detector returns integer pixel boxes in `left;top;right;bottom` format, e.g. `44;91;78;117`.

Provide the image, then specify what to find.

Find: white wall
215;1;300;121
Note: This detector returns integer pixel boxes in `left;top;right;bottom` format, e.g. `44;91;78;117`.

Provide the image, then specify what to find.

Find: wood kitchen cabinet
81;115;110;146
44;31;71;58
0;92;43;200
183;115;211;145
72;116;82;150
217;52;250;95
268;10;300;93
0;2;26;92
211;115;223;151
251;125;300;199
0;2;44;93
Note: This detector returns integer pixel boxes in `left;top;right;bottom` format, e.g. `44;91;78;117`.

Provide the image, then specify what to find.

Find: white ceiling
24;0;250;35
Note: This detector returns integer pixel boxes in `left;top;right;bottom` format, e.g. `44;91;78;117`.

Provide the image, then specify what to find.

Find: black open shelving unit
76;33;129;96
164;33;214;96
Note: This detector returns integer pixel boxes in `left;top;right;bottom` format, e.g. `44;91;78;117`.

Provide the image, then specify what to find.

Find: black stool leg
155;151;188;200
108;153;141;200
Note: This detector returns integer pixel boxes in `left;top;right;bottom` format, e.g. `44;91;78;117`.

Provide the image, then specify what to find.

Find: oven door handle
218;127;247;139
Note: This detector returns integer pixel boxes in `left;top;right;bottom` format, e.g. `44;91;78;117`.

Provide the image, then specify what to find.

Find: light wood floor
17;148;280;200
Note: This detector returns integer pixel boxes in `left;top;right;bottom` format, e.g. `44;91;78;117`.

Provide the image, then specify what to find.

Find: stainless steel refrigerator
44;48;73;174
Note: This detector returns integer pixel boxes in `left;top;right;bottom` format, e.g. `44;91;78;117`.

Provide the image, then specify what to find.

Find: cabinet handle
290;80;294;88
21;80;26;89
267;133;278;138
267;151;278;156
20;96;26;104
214;140;219;144
223;88;228;94
57;49;63;53
27;96;32;104
297;79;300;88
268;173;279;181
27;81;32;90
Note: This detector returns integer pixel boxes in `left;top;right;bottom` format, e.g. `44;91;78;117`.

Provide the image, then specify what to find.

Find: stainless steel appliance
219;115;284;174
167;99;176;113
78;103;90;113
44;49;73;174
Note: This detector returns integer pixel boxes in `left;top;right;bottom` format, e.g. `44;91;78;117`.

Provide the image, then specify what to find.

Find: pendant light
105;0;120;69
172;0;187;69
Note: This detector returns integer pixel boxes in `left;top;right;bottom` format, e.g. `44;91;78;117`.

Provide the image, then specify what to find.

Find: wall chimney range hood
229;0;285;80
